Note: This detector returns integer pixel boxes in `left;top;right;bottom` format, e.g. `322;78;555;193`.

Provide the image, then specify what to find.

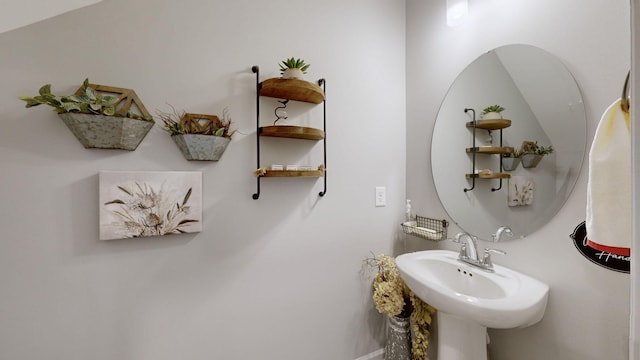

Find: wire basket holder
401;215;449;241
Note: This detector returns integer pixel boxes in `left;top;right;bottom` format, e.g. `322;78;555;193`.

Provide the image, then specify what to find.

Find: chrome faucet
453;232;506;272
454;232;479;262
493;226;513;242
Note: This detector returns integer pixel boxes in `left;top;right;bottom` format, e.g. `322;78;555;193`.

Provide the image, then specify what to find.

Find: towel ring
621;70;630;113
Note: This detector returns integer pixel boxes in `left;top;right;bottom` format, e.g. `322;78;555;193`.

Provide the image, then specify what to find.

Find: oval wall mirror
431;44;586;241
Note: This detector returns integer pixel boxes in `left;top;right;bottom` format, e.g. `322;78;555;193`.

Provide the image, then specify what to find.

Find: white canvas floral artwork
99;171;202;240
508;176;534;207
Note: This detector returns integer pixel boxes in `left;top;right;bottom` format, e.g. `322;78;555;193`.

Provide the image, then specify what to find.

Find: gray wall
406;0;630;359
0;1;406;359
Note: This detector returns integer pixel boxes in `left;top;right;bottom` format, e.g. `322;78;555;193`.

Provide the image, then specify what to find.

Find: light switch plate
375;186;386;207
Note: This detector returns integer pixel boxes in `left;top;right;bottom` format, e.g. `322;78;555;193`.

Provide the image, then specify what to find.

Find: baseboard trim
354;349;384;360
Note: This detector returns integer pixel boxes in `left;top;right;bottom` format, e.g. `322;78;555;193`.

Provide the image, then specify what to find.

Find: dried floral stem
364;253;436;359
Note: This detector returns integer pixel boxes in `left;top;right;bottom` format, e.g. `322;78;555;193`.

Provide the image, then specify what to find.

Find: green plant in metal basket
21;79;115;115
503;146;522;158
157;104;235;139
19;78;150;120
521;141;554;155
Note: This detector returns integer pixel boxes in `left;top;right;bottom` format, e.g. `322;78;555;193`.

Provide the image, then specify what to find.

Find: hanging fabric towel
586;98;631;256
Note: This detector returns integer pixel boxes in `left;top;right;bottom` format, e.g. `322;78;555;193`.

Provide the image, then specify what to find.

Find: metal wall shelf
251;65;327;200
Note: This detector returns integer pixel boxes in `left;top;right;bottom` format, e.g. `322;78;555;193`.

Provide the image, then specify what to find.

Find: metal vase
384;316;412;360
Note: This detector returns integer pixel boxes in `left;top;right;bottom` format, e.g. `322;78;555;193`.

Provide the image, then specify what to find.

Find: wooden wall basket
170;113;231;161
58;83;154;150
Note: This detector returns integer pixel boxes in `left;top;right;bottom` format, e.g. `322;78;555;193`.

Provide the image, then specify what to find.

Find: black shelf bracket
491;127;504;192
252;65;261;200
318;78;327;197
464;108;476;192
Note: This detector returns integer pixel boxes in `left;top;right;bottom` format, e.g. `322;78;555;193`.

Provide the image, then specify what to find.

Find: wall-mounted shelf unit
259;125;324;140
251;65;327;200
465;146;514;155
259;78;325;104
258;168;325;177
464;108;511;192
465;119;511;130
465;173;512;179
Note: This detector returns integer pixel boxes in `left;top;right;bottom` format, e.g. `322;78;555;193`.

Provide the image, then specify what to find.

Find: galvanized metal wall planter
20;79;154;151
59;112;154;150
171;134;230;161
165;113;232;161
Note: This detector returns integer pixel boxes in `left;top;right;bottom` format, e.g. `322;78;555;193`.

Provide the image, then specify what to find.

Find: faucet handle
482;248;506;269
484;248;506;256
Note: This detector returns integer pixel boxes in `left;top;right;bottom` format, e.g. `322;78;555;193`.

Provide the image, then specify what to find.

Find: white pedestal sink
396;250;549;360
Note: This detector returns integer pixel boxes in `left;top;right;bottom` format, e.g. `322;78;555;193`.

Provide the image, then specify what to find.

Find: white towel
586;98;631;256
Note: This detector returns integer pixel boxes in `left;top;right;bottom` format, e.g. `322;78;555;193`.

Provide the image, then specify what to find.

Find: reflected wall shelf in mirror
464;108;511;192
465;146;514;155
251;65;327;200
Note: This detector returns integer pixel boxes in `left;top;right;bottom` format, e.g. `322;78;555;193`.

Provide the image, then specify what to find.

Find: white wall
407;1;630;359
0;1;406;359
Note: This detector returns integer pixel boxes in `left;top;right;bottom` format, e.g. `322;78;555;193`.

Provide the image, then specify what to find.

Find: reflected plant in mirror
431;44;586;241
481;104;505;119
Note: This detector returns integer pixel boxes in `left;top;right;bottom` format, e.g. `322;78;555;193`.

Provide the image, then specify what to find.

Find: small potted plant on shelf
279;57;311;80
481;104;505;120
157;105;234;161
19;78;154;150
520;140;554;168
502;146;522;171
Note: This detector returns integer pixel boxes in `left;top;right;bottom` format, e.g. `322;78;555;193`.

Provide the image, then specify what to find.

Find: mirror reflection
431;44;586;240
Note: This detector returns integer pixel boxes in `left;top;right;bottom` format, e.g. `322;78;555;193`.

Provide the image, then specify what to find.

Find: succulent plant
482;105;505;114
279;57;311;74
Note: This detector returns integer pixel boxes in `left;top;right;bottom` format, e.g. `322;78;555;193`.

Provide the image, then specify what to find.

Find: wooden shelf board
466;173;512;179
261;169;325;177
466;119;512;130
259;78;324;104
259;125;324;140
465;146;514;154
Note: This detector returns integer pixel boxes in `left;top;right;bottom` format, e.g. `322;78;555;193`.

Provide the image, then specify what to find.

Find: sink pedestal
437;312;488;360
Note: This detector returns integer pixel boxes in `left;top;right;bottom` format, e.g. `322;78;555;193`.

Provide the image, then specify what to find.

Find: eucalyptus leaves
19;78;152;120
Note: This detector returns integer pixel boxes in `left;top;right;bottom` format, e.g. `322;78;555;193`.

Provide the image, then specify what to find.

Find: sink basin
396;250;549;328
396;250;549;360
